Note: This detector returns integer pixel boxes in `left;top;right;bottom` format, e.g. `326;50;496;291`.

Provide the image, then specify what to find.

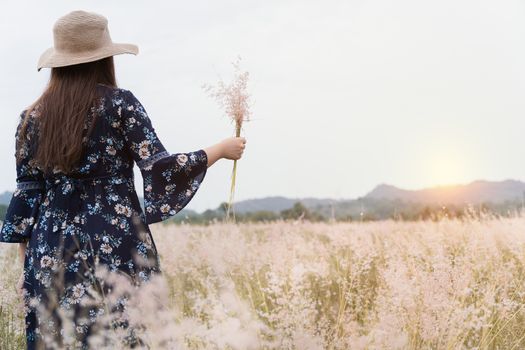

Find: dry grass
2;216;525;349
202;57;251;222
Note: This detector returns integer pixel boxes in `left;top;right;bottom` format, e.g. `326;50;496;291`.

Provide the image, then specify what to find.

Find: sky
1;0;524;212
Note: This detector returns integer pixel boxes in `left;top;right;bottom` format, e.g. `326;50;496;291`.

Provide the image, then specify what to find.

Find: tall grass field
2;216;525;349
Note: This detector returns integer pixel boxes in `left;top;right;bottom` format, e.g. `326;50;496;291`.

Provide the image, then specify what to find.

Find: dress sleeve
115;89;208;225
0;111;45;243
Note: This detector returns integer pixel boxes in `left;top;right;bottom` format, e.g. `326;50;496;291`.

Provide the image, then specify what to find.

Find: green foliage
280;202;325;221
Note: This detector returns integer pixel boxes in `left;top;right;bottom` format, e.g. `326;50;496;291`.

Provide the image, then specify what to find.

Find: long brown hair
17;56;117;175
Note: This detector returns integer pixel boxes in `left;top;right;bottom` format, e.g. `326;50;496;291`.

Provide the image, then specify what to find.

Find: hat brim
37;43;139;72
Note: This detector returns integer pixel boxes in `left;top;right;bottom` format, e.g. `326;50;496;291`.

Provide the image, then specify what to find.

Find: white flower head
114;203;125;214
71;283;86;304
138;148;151;160
139;140;151;149
176;154;188;166
100;243;113;254
160;204;171;213
114;203;132;217
123;206;132;217
40;255;54;268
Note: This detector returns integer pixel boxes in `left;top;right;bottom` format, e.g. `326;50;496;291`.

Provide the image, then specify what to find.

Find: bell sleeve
0;111;45;243
115;89;208;225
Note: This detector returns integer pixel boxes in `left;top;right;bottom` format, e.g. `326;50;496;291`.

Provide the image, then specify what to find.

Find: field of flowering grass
2;216;525;349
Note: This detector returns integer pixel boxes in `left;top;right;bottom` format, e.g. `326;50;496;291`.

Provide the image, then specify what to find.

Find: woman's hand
203;137;247;167
220;136;246;160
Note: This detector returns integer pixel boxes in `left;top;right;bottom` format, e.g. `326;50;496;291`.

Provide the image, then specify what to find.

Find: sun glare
425;152;470;188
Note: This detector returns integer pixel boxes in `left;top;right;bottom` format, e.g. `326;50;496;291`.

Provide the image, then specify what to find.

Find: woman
0;10;246;349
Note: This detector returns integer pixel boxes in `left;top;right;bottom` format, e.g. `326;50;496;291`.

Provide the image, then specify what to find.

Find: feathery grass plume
203;56;251;222
7;214;525;348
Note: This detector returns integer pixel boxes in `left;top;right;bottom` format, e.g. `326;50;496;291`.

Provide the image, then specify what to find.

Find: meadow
2;215;525;349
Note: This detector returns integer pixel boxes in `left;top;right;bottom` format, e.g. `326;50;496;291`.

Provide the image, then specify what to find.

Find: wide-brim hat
37;10;138;72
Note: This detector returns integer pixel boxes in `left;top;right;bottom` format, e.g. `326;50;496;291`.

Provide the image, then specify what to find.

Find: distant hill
365;180;525;205
228;180;525;214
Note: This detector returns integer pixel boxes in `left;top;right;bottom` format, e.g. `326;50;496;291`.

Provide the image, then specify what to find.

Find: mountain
225;179;525;217
365;180;525;205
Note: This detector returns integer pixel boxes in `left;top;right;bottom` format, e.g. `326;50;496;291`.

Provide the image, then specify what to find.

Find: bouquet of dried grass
203;57;251;222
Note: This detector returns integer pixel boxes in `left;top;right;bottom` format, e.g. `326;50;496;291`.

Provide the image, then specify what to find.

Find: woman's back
0;83;209;348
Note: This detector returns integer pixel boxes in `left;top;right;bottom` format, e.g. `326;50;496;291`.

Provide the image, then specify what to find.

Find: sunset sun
425;150;470;187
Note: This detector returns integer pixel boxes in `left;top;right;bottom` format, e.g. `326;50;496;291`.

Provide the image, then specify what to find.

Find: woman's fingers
221;136;246;160
237;137;246;154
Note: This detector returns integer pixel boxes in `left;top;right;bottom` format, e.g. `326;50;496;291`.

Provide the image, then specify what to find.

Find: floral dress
0;83;208;349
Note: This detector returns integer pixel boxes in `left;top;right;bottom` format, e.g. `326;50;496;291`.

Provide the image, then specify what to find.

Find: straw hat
37;10;138;72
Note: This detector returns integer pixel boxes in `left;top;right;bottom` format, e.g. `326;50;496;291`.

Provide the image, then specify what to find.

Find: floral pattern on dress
0;84;208;349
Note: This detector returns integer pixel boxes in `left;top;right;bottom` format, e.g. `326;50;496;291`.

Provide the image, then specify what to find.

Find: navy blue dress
0;83;208;349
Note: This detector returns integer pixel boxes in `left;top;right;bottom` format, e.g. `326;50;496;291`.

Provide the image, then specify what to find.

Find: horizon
1;176;523;196
3;177;523;214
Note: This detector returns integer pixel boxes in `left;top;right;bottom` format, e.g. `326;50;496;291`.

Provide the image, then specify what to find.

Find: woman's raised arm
113;88;246;224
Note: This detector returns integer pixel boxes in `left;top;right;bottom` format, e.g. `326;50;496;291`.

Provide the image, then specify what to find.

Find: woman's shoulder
96;85;148;127
17;104;41;129
97;84;140;105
